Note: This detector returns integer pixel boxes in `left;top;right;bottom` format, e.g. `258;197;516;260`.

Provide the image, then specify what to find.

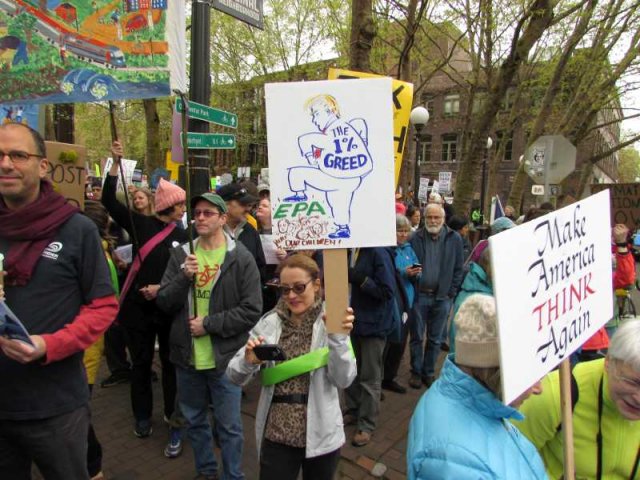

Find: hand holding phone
253;344;287;362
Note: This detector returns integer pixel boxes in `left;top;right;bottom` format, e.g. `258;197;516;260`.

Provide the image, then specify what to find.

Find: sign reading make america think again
490;191;613;405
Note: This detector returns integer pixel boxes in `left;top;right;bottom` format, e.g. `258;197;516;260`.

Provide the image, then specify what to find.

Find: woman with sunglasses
227;254;356;480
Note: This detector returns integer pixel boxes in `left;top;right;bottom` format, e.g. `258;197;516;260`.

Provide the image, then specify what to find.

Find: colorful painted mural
0;0;185;104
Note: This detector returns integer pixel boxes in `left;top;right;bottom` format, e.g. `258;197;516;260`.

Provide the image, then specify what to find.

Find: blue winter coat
407;357;548;480
395;242;420;308
350;247;396;338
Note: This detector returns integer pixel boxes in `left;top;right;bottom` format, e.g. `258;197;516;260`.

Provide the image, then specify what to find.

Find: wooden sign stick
323;249;350;334
559;358;576;480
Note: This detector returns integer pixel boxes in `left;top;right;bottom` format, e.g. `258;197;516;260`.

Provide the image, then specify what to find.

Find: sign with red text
265;78;395;250
489;190;612;405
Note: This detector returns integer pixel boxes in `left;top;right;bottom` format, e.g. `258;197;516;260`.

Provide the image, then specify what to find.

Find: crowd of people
0;121;638;480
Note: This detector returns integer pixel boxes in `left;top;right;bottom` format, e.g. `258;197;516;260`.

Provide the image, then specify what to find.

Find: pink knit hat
154;178;186;212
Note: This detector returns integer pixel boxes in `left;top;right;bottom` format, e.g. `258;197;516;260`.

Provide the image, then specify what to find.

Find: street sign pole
543;139;551;202
187;0;212;197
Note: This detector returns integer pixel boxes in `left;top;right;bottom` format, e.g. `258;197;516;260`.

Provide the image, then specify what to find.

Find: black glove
348;268;367;286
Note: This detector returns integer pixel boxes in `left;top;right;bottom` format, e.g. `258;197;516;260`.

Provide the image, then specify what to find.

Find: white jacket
226;308;356;458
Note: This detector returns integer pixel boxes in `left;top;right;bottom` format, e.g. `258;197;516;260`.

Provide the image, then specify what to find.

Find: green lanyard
260;341;354;386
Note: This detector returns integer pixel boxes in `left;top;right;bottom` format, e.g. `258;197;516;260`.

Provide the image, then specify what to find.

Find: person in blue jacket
407;294;547;480
344;247;396;447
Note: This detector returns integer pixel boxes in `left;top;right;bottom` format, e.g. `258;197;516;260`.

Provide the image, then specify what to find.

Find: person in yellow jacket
515;319;640;480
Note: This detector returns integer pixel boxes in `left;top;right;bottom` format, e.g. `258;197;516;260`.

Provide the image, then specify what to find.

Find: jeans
176;366;244;479
259;438;340;480
0;404;90;480
410;294;451;378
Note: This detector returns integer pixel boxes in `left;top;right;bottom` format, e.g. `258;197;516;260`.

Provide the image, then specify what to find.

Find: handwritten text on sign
490;191;612;405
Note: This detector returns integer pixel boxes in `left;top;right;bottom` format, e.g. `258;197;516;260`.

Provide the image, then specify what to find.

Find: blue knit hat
491;216;515;235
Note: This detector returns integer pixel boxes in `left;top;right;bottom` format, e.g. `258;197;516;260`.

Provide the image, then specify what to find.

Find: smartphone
253;344;287;361
412;263;422;269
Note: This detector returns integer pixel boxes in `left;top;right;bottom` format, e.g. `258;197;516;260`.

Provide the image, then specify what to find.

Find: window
501;88;515;111
421;135;432;163
496;131;513;162
441;134;458;162
421;93;435;117
444;94;460;116
472;93;487;114
425;98;435;118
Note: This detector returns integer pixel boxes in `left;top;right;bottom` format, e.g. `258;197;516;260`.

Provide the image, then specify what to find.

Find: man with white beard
408;203;464;389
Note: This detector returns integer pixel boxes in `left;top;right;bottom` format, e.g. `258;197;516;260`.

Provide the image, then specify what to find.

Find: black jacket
156;234;262;371
226;221;266;282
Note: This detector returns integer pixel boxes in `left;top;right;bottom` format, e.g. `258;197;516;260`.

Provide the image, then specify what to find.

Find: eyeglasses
0;150;45;163
193;209;221;219
277;280;313;296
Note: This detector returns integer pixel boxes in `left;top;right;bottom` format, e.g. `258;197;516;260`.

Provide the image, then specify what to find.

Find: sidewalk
72;352;425;479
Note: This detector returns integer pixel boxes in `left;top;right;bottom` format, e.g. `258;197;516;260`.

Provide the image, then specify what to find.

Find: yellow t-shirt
192;245;226;370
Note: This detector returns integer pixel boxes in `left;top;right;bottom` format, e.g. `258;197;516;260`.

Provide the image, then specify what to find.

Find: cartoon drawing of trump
284;94;373;239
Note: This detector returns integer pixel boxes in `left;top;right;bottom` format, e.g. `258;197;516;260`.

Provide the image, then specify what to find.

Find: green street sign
176;99;238;129
183;133;236;150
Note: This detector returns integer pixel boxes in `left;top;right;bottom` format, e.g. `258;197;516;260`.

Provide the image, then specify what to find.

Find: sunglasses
193;209;220;218
277;280;313;296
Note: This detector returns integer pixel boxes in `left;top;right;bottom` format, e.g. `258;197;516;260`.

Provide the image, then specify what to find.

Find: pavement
39;350;427;480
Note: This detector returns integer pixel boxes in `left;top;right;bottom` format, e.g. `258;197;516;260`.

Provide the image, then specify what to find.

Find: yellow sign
165;151;180;181
328;68;414;188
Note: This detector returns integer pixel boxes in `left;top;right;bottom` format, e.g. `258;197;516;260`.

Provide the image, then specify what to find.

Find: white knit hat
455;294;501;368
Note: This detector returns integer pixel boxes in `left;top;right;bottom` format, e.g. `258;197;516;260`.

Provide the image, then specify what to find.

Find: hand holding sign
613;223;629;244
110;140;124;170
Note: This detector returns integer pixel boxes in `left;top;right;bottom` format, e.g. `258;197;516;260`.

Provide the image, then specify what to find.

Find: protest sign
45;141;87;209
418;177;430;201
266;78;395;333
265;78;395;250
490;190;613;405
438;171;452;193
328;68;413;188
591;183;640;230
103;157;138;193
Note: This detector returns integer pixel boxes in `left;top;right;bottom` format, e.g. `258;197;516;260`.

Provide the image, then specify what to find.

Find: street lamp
410;106;429;207
479;136;493;224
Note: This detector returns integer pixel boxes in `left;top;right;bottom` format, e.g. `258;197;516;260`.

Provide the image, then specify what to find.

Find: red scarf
0;180;79;286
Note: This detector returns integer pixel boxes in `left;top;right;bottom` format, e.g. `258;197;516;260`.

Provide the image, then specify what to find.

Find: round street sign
524;135;576;184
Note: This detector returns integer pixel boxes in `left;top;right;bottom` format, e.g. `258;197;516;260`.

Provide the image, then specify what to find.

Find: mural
0;0;185;104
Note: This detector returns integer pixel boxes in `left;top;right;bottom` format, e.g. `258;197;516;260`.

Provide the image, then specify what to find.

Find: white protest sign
438;171;452;193
260;234;279;265
490;190;613;405
103;158;138;193
265;78;395;249
418;177;430;201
